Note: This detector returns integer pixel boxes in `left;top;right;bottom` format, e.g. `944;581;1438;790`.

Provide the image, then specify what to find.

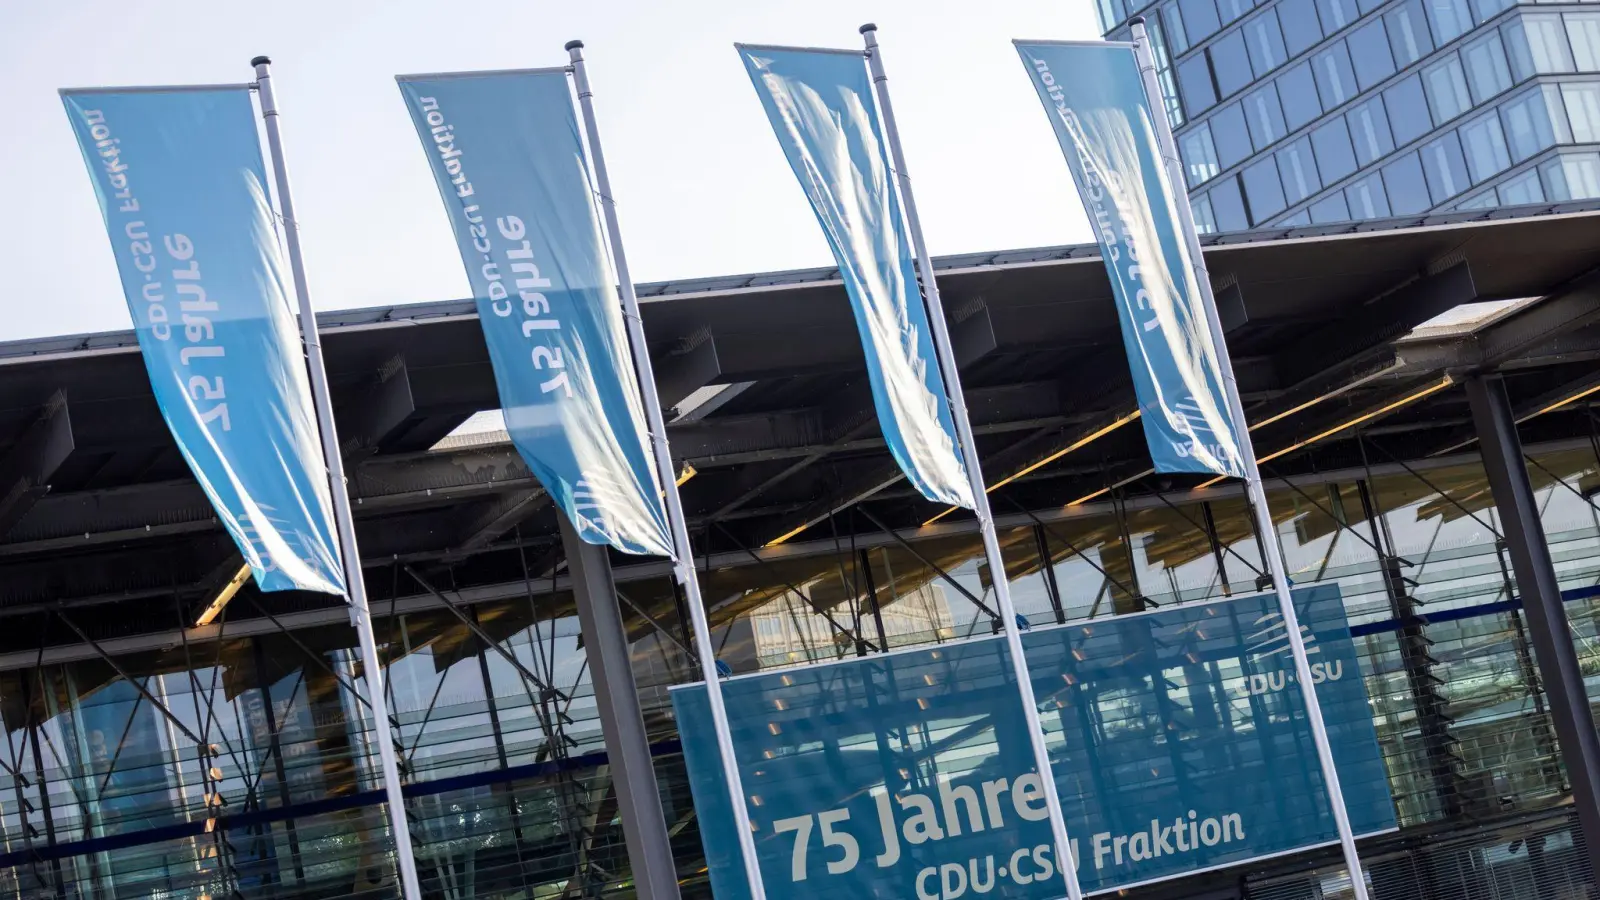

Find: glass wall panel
1318;0;1361;31
1213;102;1255;166
1164;0;1192;52
1350;18;1398;90
1181;0;1224;41
1423;53;1473;123
1385;74;1434;145
1455;188;1500;208
1213;29;1256;96
1311;189;1353;221
1472;0;1514;20
1348;171;1394;215
1542;150;1600;198
1219;0;1255;24
1421;131;1472;201
1567;10;1600;70
1463;31;1514;103
1246;10;1289;74
1387;0;1437;66
1278;135;1323;202
1349;95;1397;164
1244;83;1289;147
1192;191;1219;232
1561;80;1600;142
1281;0;1326;55
1279;61;1324;130
1314;41;1361;107
1497;166;1546;203
1180;54;1220;116
1505;13;1576;77
1383;150;1433;212
1314;115;1360;181
1501;84;1570;161
1244;155;1290;218
1183;122;1222;185
1460;110;1513;181
1426;0;1476;43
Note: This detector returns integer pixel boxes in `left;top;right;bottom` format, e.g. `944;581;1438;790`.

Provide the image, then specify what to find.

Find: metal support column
1466;373;1600;871
559;517;683;900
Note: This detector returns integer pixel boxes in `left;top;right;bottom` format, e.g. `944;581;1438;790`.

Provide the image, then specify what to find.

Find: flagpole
860;25;1086;900
565;40;770;900
251;56;423;900
1127;21;1371;899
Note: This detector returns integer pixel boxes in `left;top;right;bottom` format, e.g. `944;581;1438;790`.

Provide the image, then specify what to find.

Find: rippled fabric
1016;42;1246;478
398;71;671;557
63;89;345;594
739;45;974;509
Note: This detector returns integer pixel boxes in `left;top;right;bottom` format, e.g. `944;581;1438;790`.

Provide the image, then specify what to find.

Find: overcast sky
2;1;1097;341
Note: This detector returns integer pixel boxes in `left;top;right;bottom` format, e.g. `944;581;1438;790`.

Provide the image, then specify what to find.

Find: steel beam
1465;373;1600;874
0;393;75;537
339;355;418;460
1399;265;1600;372
558;518;682;900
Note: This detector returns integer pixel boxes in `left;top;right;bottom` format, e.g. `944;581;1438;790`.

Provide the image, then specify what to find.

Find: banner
674;583;1395;899
63;88;344;595
1015;42;1245;479
397;71;671;557
738;45;974;509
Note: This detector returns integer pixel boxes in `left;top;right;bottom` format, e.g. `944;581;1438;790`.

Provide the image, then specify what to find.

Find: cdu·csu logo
1243;611;1344;696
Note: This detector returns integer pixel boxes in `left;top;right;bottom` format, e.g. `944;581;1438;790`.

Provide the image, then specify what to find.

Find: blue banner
397;71;671;557
675;583;1395;899
1015;42;1245;479
63;89;344;595
738;45;974;509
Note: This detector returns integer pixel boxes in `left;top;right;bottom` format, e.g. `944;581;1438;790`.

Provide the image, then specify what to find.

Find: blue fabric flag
397;71;672;557
1016;42;1246;478
63;88;345;595
738;45;974;509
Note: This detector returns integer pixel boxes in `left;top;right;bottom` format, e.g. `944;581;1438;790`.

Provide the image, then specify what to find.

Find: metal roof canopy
2;202;1600;644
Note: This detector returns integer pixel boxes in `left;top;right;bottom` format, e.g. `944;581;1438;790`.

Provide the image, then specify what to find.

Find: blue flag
1015;42;1246;478
397;71;672;558
738;45;974;509
63;88;344;595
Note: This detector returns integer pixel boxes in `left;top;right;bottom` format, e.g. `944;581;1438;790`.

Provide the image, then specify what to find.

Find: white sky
1;0;1097;342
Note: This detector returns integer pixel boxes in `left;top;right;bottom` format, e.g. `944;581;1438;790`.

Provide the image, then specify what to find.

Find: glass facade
1099;0;1600;229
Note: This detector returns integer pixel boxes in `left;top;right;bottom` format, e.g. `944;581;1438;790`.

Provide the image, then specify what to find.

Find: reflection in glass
1460;111;1513;182
1462;31;1514;104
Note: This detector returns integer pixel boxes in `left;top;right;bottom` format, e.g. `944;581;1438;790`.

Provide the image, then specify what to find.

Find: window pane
1179;55;1219;116
1192;192;1218;233
1212;30;1255;96
1278;136;1323;203
1383;152;1432;213
1313;42;1360;107
1472;0;1514;23
1243;85;1288;148
1182;123;1223;185
1349;20;1397;90
1460;112;1513;181
1426;0;1476;44
1455;189;1499;209
1278;209;1313;226
1212;103;1254;166
1280;0;1325;56
1562;81;1600;142
1386;0;1436;66
1313;117;1360;181
1164;1;1192;53
1243;157;1288;220
1245;11;1289;74
1497;167;1545;204
1501;85;1569;161
1542;152;1600;199
1348;96;1396;165
1278;62;1323;131
1422;54;1473;123
1210;175;1251;230
1462;32;1513;104
1567;11;1600;70
1347;173;1393;217
1385;75;1433;145
1311;191;1352;222
1218;0;1254;24
1181;0;1223;40
1420;132;1471;202
1317;0;1360;31
1505;14;1576;77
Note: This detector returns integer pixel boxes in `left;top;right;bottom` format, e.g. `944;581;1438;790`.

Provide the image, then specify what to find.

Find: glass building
1096;0;1600;228
5;208;1600;899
